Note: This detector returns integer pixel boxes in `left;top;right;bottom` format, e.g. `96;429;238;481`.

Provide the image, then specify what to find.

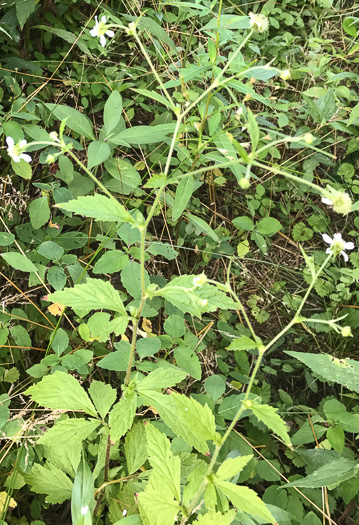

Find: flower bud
280;69;291;81
49;131;58;140
341;326;353;337
304;133;314;144
239;178;251;189
193;274;207;287
46;154;56;163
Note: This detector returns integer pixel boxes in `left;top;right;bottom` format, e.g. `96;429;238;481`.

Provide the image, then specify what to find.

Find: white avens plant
90;16;115;47
6;137;32;163
322;233;355;262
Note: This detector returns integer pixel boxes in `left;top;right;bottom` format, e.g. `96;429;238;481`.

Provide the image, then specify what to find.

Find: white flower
6;137;32;163
193;274;207;287
81;505;89;515
249;12;269;33
280;69;291;81
90;16;115;47
322;233;355;262
321;190;352;216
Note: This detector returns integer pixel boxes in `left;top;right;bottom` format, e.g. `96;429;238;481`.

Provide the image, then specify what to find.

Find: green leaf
137;367;187;391
38;419;100;447
216;455;253;481
139;390;216;454
89;380;117;419
104;90;123;135
249;402;291;445
109;388;137;442
1;252;37;273
29;197;50;230
256;217;282;235
97;343;131;372
0;232;15;246
25;371;97;417
137;337;161;359
12;158;32;179
232;216;255;231
93;250;129;274
343;16;359;37
104;157;141;195
71;454;95;525
247;108;260;151
47;266;67;290
324;399;359;432
51;328;69;357
185;213;219;242
38;241;64;261
327;425;345;453
125;422;148;475
23;462;73;504
285;351;359;393
139;16;176;51
45;103;94;139
215;481;275;523
227;336;258;351
348;101;359;126
133;88;173;109
172;176;194;221
49;278;126;315
111;124;177;146
87;141;111;169
204;375;226;402
284;458;359;488
138;491;180;525
174;346;201;380
121;260;150;300
147;242;178;261
16;0;37;29
164;315;186;338
194;510;236;525
145;423;180;500
55;194;134;224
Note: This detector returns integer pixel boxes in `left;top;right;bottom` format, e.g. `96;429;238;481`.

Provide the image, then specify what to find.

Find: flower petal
100;35;106;47
101;16;107;23
94;16;98;23
321;197;333;205
20;153;32;163
106;30;114;37
90;28;98;36
6;136;14;148
13;155;20;163
344;242;355;250
19;139;27;148
341;251;349;262
325;247;333;255
333;233;343;242
322;234;333;245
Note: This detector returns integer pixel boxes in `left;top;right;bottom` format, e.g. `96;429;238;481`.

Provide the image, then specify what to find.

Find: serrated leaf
125;422;148;475
38;419;100;446
194;510;236;525
215;481;275;523
139;390;215;454
16;0;37;29
145;423;180;500
49;278;126;315
25;371;97;417
23;462;73;504
249;403;291;445
216;455;253;481
109;388;137;442
89;380;117;419
56;194;133;223
138;490;180;525
284;458;359;488
137;367;187;391
172;176;193;221
1;252;37;273
227;336;258;351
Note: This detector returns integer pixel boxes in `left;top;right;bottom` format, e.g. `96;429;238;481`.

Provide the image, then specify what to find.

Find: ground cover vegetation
0;0;359;523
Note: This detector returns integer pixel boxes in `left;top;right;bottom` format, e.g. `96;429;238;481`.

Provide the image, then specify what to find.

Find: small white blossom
249;12;269;33
193;274;207;287
81;505;89;515
90;16;115;47
122;509;128;516
6;137;32;163
341;326;353;337
321;190;352;216
280;69;291;81
322;233;355;262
